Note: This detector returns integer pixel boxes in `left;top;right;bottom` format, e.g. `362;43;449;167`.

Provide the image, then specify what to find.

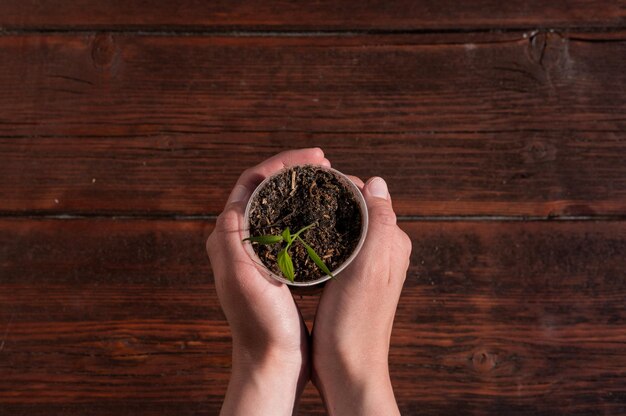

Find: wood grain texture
2;32;626;137
1;219;625;414
0;32;625;217
1;132;625;217
1;3;625;415
0;0;624;30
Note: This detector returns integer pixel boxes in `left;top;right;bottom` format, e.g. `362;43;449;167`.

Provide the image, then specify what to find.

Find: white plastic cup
243;165;369;287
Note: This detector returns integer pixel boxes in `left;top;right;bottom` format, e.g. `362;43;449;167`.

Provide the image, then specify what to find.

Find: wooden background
1;1;625;414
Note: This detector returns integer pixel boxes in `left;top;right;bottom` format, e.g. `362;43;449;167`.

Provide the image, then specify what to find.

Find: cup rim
242;164;369;286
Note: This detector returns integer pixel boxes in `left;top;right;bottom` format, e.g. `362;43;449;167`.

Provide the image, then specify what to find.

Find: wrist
221;347;305;416
233;342;304;372
315;368;399;416
314;350;399;416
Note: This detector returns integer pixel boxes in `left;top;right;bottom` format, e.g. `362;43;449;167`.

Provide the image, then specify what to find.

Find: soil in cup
248;165;362;282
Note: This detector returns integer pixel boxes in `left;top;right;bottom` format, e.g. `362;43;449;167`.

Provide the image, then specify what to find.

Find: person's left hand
206;148;331;416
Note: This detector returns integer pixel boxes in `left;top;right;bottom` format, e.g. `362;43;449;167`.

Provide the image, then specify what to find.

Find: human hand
312;176;411;416
206;148;331;416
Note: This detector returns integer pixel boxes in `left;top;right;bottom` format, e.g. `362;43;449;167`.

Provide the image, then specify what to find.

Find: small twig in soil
260;209;297;229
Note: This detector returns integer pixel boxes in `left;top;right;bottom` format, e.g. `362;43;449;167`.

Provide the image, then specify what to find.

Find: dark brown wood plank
1;219;625;414
1;32;625;217
0;1;624;30
1;131;625;217
2;32;626;137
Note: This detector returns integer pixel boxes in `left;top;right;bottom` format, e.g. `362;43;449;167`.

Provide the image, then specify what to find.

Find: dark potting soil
247;165;362;282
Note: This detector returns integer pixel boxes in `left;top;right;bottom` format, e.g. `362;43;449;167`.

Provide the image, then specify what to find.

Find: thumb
207;184;252;267
333;177;398;287
363;177;397;232
219;183;251;234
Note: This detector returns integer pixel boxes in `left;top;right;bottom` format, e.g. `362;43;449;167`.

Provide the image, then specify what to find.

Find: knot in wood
522;140;557;164
92;33;117;69
526;31;567;72
471;349;497;373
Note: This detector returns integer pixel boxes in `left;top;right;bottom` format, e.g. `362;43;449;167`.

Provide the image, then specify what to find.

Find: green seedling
243;223;334;282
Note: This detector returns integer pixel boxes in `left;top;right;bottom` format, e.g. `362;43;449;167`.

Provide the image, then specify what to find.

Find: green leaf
287;223;315;250
297;236;334;278
282;227;292;244
291;223;315;241
277;249;295;282
243;234;283;244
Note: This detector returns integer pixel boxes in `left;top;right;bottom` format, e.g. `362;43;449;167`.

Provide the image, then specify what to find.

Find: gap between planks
0;212;624;222
1;26;626;37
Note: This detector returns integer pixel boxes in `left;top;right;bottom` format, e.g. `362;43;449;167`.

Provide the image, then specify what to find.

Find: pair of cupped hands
206;148;412;415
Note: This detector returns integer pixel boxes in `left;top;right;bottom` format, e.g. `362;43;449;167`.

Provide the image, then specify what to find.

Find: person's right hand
207;148;331;416
312;176;411;416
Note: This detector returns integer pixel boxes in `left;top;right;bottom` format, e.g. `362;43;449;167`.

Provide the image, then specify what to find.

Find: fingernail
227;184;250;204
368;177;388;199
312;147;324;158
